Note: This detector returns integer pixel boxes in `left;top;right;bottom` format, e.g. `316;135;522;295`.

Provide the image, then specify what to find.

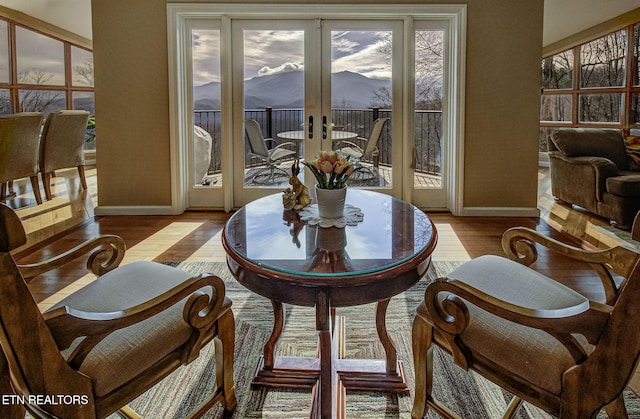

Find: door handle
322;115;328;139
308;115;313;139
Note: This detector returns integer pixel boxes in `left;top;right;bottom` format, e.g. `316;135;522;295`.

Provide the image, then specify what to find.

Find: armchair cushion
425;255;589;394
551;128;628;169
48;261;230;398
606;174;640;198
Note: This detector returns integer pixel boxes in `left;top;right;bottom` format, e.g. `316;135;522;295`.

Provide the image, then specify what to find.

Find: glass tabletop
223;189;436;277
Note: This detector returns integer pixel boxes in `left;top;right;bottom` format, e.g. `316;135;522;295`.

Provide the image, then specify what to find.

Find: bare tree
74;57;94;86
17;68;64;113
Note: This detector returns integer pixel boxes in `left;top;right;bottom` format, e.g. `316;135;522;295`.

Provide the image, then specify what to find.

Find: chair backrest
565;256;640;412
0;203;94;418
0;112;43;182
549;128;628;169
363;117;389;155
39;110;90;173
245;119;269;158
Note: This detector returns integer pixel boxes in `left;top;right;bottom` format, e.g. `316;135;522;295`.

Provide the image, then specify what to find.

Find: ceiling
0;0;638;46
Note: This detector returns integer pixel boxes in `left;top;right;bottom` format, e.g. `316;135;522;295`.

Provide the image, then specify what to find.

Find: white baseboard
459;207;540;217
94;206;179;216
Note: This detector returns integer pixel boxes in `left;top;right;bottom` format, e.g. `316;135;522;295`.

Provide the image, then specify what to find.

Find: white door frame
167;3;466;213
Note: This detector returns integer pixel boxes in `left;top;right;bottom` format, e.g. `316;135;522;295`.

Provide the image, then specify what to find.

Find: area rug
107;261;640;419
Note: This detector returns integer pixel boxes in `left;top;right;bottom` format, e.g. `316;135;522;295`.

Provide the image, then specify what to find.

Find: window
540;23;640;151
0;17;94;118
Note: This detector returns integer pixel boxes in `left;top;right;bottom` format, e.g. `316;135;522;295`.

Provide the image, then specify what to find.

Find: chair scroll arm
425;277;611;360
44;273;227;366
18;235;126;280
502;227;639;277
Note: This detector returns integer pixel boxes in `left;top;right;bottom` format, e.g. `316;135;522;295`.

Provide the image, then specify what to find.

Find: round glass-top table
222;189;437;418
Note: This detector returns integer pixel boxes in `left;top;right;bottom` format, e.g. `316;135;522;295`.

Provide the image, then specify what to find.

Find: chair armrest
44;273;227;367
272;141;296;150
502;227;640;302
335;140;363;151
424;276;611;364
17;235;126;280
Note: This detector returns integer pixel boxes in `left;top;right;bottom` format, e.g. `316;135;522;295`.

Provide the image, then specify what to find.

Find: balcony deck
205;162;442;189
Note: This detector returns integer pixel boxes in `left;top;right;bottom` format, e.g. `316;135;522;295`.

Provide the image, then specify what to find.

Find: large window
540;23;640;151
0;17;94;119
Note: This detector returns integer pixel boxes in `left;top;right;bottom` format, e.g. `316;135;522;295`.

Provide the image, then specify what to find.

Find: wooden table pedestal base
251;315;409;419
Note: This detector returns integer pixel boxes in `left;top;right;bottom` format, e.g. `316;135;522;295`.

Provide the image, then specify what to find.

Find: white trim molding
167;3;467;213
459;206;540;217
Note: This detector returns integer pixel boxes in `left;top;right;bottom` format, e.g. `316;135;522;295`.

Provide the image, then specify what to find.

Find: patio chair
245;119;297;184
335;117;389;180
0;112;44;205
0;202;236;419
412;224;640;418
39;110;90;200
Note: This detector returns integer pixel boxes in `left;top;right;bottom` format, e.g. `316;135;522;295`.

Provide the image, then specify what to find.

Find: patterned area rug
107;261;640;419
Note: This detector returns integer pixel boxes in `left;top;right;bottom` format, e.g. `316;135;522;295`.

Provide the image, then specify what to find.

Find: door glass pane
243;29;303;187
192;29;222;187
414;30;443;189
71;46;94;87
16;27;65;86
331;29;392;188
0;20;9;83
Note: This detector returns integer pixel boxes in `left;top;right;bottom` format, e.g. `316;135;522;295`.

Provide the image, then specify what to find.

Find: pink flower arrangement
302;150;358;189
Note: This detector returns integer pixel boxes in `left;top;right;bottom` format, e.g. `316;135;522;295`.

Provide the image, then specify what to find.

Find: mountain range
193;70;391;110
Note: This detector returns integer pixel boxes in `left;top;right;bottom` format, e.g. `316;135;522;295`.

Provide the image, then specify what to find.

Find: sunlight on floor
431;222;471;262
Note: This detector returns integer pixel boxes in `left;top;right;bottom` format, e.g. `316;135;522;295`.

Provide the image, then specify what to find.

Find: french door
232;19;402;206
168;4;465;212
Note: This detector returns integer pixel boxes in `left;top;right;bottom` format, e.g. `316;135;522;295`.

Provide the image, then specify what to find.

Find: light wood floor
6;165;640;393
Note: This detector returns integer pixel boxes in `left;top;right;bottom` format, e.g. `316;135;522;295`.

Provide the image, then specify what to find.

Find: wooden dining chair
0;203;236;419
412;225;640;418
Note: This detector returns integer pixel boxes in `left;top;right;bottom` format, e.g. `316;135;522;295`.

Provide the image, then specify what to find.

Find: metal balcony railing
194;107;442;176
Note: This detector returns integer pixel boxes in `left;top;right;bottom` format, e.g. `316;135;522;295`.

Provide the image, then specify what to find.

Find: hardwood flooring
6;165;640;394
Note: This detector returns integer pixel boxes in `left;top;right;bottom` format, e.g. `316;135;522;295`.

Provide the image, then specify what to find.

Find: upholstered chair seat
48;261;233;399
416;255;589;396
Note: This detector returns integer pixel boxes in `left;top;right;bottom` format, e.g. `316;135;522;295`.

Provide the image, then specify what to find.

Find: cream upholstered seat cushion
421;255;590;395
47;261;224;398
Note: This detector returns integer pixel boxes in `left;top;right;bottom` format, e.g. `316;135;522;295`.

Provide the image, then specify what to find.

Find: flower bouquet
302;150;358;190
302;150;359;219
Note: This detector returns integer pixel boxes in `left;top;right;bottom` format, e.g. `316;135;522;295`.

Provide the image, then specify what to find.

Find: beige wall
92;0;543;211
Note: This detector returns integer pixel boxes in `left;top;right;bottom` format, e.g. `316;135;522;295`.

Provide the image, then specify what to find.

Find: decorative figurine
283;160;312;210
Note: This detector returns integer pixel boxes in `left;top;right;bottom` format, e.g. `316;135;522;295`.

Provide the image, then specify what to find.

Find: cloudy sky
191;29;391;87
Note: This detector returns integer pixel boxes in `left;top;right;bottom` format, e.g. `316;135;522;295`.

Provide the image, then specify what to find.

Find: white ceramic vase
315;186;347;219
